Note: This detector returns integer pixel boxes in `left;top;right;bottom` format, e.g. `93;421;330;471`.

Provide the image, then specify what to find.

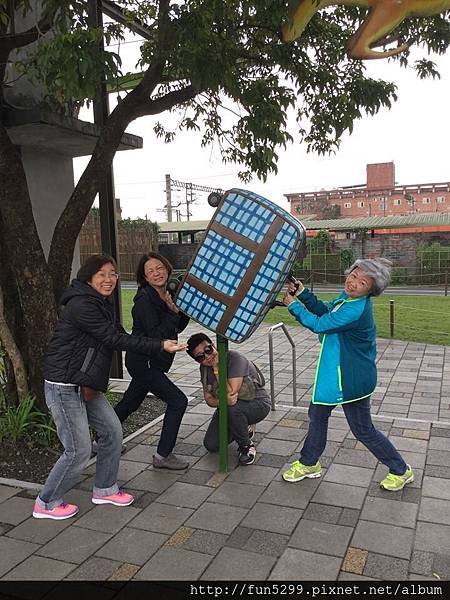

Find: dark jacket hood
60;279;111;306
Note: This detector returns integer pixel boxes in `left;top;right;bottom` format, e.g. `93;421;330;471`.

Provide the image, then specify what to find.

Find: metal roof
157;213;450;233
158;220;210;233
300;212;450;230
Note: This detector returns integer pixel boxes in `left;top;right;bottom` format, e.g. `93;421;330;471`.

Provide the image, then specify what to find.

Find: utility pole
88;0;122;378
185;182;193;221
165;173;173;222
165;176;224;221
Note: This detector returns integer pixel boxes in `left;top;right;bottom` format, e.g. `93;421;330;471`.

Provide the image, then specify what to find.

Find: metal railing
268;323;297;410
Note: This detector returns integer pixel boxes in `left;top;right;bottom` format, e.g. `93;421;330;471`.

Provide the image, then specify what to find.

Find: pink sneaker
32;502;79;520
91;490;134;506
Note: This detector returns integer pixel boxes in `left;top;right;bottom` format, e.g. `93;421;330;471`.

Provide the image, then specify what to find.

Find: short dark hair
77;254;118;283
135;252;173;287
186;332;213;358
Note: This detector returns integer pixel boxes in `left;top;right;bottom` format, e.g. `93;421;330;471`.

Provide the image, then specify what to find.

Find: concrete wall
4;3;48;109
22;147;80;276
334;231;450;267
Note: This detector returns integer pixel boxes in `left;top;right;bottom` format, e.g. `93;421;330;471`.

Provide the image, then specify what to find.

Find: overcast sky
74;45;450;223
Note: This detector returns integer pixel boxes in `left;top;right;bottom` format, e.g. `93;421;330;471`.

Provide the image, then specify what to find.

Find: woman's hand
163;291;179;314
282;291;296;306
288;279;304;295
163;339;187;353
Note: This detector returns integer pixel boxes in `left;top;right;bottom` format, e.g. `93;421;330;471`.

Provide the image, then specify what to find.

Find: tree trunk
48;81;198;301
0;284;29;401
0;124;57;408
0;229;26;405
48;101;140;301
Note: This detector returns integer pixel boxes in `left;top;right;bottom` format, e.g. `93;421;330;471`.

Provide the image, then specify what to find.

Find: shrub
0;394;56;444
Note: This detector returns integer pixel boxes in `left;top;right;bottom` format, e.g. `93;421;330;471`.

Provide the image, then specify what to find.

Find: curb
0;396;194;491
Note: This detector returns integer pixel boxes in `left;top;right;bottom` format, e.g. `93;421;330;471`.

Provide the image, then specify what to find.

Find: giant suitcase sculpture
175;188;307;343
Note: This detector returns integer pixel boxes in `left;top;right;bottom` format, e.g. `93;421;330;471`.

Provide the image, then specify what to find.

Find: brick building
285;162;450;219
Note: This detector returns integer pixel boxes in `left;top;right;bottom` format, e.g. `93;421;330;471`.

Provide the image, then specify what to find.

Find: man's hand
163;340;187;353
227;391;238;406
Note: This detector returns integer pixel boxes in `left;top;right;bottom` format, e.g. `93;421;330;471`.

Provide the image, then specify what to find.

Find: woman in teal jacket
282;258;414;492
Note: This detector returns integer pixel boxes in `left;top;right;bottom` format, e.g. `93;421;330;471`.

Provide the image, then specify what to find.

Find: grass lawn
121;289;450;346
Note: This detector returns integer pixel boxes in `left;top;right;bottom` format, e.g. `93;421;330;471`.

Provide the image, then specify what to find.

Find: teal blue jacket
288;288;377;405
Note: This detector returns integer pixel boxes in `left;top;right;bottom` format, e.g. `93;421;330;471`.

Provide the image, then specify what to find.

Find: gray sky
74;48;449;222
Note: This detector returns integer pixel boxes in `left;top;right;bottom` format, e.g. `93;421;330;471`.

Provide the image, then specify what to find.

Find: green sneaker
380;465;414;491
282;460;321;483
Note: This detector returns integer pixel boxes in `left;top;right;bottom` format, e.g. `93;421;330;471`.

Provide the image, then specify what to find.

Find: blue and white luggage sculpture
175;188;307;342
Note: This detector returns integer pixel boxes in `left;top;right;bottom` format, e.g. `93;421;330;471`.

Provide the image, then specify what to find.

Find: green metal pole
390;300;395;338
217;334;229;472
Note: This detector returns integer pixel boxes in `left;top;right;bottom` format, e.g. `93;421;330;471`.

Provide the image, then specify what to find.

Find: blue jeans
37;382;123;509
300;397;407;475
114;366;188;457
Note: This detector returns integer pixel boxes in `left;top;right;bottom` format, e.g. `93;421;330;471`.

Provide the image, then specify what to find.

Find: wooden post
390;300;395;338
217;335;229;472
445;267;448;297
310;270;314;292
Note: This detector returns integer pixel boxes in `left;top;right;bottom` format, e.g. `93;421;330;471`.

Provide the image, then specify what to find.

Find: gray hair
345;258;393;296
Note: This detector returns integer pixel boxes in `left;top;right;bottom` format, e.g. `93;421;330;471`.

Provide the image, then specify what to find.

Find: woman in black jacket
33;254;184;521
114;252;190;470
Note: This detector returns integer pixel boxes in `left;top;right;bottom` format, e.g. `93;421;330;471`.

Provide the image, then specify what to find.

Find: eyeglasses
145;266;167;276
95;271;119;280
192;344;214;363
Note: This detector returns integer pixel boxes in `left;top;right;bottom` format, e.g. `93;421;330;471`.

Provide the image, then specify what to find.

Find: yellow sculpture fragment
282;0;450;59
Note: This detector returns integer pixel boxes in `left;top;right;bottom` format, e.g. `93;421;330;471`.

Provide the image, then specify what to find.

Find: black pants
115;365;188;457
203;398;270;452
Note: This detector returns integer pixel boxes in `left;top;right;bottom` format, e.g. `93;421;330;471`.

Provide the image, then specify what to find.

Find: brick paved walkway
0;323;449;581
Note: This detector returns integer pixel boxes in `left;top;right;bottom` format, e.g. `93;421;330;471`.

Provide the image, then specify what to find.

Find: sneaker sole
91;498;134;506
380;473;414;491
152;464;188;470
239;456;256;466
282;471;322;483
32;509;79;520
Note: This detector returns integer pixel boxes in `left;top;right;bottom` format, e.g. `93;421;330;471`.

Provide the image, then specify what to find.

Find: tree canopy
0;0;448;404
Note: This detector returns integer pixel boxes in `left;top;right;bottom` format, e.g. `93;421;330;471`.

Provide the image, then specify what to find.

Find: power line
170;178;224;195
161;175;225;222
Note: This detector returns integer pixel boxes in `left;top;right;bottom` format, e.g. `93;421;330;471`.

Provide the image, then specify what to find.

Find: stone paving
0;323;450;582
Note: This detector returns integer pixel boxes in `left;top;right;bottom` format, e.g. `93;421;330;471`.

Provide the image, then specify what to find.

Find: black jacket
125;285;189;373
43;280;163;391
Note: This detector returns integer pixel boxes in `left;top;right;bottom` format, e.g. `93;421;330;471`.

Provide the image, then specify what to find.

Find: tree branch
134;84;198;118
0;50;9;100
46;60;163;298
0;4;58;53
0;284;29;401
127;0;171;103
47;0;184;299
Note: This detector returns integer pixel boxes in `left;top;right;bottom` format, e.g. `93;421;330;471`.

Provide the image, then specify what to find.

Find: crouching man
187;333;270;465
